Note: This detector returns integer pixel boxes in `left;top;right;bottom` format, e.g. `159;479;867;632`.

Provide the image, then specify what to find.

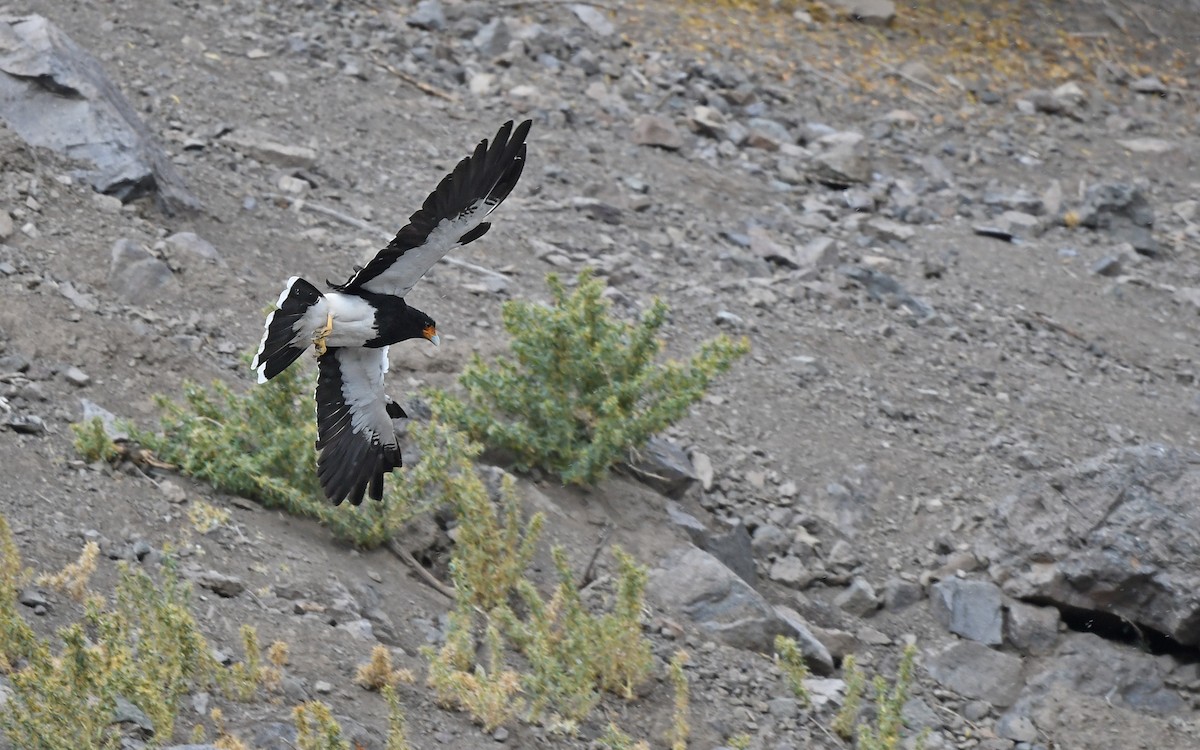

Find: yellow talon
313;311;333;356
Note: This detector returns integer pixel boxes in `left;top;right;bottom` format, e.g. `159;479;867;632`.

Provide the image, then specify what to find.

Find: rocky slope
2;1;1200;749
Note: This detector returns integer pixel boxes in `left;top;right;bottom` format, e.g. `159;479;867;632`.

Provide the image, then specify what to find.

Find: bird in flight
251;119;531;505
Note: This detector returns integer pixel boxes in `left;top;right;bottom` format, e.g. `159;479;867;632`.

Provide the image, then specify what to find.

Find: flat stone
624;436;697;499
925;641;1024;707
569;4;615;36
1004;601;1058;656
1116;137;1176;154
834;577;879;618
109;239;178;305
192;570;245;598
827;0;895;25
405;0;446;31
224;130;317;168
62;366;90;387
631;114;684;150
165;231;223;265
647;546;788;652
774;605;835;675
930;578;1004;645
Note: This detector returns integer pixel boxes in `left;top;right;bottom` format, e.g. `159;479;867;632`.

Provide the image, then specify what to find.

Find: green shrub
773;634;811;705
832;647;925;750
668;650;690;750
432;270;749;485
129;362;470;548
0;522;224;748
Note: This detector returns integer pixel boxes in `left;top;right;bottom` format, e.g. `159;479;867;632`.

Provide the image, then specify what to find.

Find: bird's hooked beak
423;324;440;347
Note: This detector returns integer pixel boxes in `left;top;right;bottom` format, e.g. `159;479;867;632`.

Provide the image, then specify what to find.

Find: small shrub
293;701;349;750
382;684;413;750
37;540;100;601
499;546;653;724
773;634;811;705
855;644;924;750
668;650;690;750
188;499;231;534
832;654;866;740
831;647;925;750
449;465;544;613
137;361;466;548
71;416;122;463
598;723;651;750
424;614;524;732
355;644;414;691
433;270;749;485
0;518;223;748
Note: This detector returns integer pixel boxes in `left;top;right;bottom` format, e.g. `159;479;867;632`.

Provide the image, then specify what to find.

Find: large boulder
0;15;198;212
980;444;1200;646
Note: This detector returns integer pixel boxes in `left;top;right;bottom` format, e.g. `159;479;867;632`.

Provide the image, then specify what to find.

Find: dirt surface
2;1;1200;748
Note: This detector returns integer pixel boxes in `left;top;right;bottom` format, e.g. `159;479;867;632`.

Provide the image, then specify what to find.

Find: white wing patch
361;199;490;298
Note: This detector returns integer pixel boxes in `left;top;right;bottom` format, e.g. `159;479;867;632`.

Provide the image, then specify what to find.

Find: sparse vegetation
832;646;925;750
433;270;749;485
71;415;123;463
0;522;223;747
36;539;100;602
597;723;651;750
355;644;415;691
774;634;811;705
422;456;653;730
120;359;484;549
294;701;350;750
668;650;691;750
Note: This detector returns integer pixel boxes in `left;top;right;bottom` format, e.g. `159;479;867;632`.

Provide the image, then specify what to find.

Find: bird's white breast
303;292;379;347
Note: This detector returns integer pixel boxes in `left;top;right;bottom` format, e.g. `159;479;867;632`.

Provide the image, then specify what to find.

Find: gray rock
666;501;708;548
109;239;177;305
164;232;223;266
690;451;714;491
250;722;298;750
570;4;615;37
839;265;934;320
405;0;446;31
1129;75;1167;95
472;18;511;59
18;587;47;608
768;555;815;588
774;605;835;675
631;114;684;150
924;641;1024;707
982;188;1043;215
706;521;757;587
1090;255;1124;277
1117;137;1176;154
810;141;869;187
1004;601;1060;655
223;130;317;169
979;444;1200;646
827;0;895;25
62;366;90;387
995;709;1037;743
752;524;791;557
112;695;154;738
1078;183;1153;230
794;237;839;268
930;579;1004;645
745;117;791;151
192;570;245;598
624;436;697;499
5;414;45;435
834;577;879;618
690;106;727;139
0;16;198;212
647;546;788;652
882;577;923;611
1019;633;1184;716
749;226;798;268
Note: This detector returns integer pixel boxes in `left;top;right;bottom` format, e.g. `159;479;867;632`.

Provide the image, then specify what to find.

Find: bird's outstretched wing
314;346;406;505
333;119;532;297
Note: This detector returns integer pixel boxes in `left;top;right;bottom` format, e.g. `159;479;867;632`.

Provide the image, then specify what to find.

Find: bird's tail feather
252;276;323;383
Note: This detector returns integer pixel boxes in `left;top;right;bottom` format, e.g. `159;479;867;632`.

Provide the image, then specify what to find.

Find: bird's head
411;309;439;346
